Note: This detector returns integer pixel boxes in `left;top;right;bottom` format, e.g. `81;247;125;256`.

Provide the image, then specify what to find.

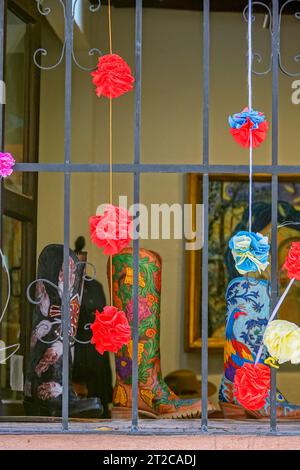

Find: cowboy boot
219;276;300;419
110;247;214;419
23;244;103;418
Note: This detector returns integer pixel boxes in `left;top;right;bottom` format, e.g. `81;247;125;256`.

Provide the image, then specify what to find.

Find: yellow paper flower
286;329;300;364
263;320;300;364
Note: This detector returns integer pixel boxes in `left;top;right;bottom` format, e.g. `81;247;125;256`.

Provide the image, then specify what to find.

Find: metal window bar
132;0;142;433
270;0;279;434
61;0;73;432
0;0;299;435
201;0;209;433
0;0;5;360
13;163;300;174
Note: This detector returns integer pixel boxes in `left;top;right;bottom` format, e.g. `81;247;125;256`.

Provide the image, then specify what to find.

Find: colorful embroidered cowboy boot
219;276;300;419
24;244;103;418
110;247;214;419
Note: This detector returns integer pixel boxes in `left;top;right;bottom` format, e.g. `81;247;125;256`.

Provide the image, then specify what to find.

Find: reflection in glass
4;11;27;194
209;179;300;339
0;216;23;406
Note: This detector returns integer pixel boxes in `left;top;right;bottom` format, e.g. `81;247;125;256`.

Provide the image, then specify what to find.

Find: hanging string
248;0;253;232
108;0;113;305
248;0;252;112
108;0;113;55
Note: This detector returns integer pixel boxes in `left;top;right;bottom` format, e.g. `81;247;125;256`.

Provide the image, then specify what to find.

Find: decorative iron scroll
34;0;102;71
243;1;273;75
279;0;300;77
26;261;97;345
243;0;300;77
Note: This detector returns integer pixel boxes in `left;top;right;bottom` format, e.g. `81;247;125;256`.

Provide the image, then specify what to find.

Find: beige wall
37;7;300;408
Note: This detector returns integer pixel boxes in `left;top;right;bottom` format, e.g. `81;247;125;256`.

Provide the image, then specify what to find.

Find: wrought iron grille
0;0;300;435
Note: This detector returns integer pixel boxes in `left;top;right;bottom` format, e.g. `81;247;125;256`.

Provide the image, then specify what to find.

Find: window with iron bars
0;0;300;436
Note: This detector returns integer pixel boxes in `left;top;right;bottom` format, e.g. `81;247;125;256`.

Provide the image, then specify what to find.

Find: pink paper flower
0;152;15;177
89;204;132;256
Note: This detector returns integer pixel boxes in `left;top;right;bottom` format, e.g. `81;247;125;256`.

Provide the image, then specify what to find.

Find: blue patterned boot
219;276;300;419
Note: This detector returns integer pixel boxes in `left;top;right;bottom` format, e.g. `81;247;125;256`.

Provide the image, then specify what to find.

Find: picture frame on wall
185;173;300;351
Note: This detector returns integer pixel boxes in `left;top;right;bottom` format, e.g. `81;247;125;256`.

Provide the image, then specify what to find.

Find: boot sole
23;400;103;419
219;402;250;420
220;401;300;420
111;406;201;419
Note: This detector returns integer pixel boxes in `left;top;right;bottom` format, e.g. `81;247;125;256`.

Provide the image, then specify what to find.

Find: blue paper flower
229;231;270;274
228;109;266;130
228;107;268;148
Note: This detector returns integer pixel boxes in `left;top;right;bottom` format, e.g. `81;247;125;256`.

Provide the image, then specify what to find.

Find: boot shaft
110;247;161;323
25;245;84;401
110;248;206;418
35;244;84;338
110;248;162;386
220;276;271;406
223;276;271;381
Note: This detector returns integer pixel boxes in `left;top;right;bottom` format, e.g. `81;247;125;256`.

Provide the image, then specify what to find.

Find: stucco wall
1;433;300;450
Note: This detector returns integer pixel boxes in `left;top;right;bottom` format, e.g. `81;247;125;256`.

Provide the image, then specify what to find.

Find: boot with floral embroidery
23;244;103;418
110;247;214;419
219;276;300;419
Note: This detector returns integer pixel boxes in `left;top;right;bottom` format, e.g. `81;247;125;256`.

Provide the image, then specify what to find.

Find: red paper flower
234;363;270;411
229;108;269;148
89;204;133;256
283;242;300;281
91;54;135;99
91;306;131;355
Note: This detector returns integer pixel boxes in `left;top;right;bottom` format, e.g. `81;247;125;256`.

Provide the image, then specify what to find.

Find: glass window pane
1;216;22;406
4;11;27;194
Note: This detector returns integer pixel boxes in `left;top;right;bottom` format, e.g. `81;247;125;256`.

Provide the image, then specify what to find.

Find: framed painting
185;173;300;351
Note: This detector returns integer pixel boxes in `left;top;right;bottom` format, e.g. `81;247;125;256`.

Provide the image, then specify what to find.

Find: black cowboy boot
23;244;103;418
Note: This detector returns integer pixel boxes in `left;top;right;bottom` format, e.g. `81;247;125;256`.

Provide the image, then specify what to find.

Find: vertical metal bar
131;0;142;432
201;0;210;432
0;0;5;302
270;0;279;434
0;1;6;369
62;0;73;432
0;1;5;144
